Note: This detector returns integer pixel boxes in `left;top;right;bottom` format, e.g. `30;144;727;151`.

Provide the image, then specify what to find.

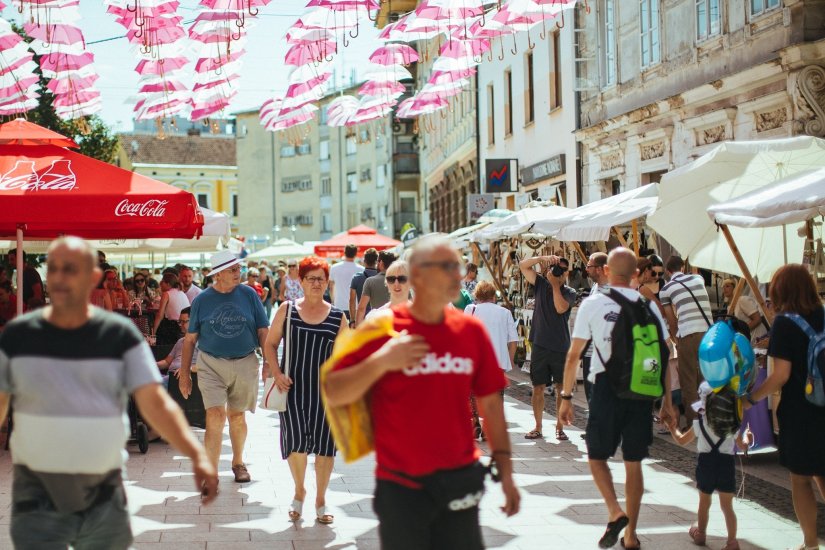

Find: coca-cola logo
115;199;169;218
0;160;77;191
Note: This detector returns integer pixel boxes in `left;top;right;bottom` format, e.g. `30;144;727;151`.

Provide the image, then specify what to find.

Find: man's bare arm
356;293;370;326
0;392;9;427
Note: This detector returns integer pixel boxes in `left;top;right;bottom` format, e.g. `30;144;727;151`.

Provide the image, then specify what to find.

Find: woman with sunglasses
128;273;157;309
365;260;411;321
634;258;664;313
263;256;347;525
279;261;304;303
103;269;130;310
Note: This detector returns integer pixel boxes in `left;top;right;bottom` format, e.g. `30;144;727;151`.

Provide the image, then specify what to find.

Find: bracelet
560;392;573;401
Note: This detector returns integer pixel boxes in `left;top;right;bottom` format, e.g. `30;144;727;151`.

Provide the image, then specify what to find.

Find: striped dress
279;304;343;459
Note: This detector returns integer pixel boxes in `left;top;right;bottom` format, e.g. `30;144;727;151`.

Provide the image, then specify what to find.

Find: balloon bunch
698;319;757;422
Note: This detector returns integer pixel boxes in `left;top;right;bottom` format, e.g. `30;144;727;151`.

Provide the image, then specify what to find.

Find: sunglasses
249;275;259;278
288;265;298;268
386;275;408;284
134;279;145;283
652;270;664;278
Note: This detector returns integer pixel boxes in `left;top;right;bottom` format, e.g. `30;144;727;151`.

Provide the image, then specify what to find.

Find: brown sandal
524;430;543;439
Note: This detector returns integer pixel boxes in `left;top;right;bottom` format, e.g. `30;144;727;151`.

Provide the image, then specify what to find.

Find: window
346;136;357;155
321;177;332;196
196;193;210;209
550;32;562;108
280;144;296;157
376;164;386;188
347;172;357;193
281;178;312;192
750;0;780;16
524;51;534;124
230;192;239;217
320;107;329;125
194;183;211;209
360;167;371;182
322;212;332;232
696;0;721;40
319;139;330;160
504;70;513;136
361;206;374;222
297;142;311;155
640;0;661;68
602;0;617;86
486;84;495;145
360;129;370;142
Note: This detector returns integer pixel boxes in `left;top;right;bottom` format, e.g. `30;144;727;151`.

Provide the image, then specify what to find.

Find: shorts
586;374;653;462
529;345;566;387
197;351;260;412
373;479;483;550
696;452;736;494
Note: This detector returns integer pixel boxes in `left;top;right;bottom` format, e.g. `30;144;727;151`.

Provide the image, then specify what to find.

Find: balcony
393;154;419;174
393;211;421;232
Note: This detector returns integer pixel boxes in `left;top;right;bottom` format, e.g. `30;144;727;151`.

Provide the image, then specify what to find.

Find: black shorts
585;374;653;462
530;345;566;387
373;479;483;550
696;452;736;494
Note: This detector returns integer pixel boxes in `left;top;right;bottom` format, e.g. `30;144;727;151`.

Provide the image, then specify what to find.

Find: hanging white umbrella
647;136;825;281
473;203;571;241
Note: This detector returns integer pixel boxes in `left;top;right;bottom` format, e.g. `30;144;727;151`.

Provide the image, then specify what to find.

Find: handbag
260;301;292;412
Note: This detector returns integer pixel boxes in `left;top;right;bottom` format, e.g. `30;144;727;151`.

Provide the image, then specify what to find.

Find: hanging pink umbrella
288;63;333;84
369;44;419;65
377;19;407;41
24;23;85;47
194;50;245;72
199;0;271;11
439;37;490;58
325;95;359;126
0;77;39;100
284;41;336;65
362;64;413;82
135;56;189;75
47;74;99;95
396;94;449;118
39;51;94;73
358;80;405;97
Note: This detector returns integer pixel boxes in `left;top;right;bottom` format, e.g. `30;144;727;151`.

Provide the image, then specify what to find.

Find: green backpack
595;288;668;400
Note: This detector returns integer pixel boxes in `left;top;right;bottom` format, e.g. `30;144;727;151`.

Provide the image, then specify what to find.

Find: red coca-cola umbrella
0;118;79;148
314;224;401;259
0;120;204;314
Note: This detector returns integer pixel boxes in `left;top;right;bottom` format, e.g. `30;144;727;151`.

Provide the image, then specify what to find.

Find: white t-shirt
329;261;364;310
733;295;767;341
572;286;670;383
465;302;519;372
184;284;202;304
165;288;190;320
693;418;736;455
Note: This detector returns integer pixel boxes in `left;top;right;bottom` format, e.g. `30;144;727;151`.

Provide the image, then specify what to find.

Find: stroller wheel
137;423;149;454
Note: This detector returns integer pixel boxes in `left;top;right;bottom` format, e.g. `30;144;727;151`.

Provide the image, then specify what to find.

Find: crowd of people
0;237;822;550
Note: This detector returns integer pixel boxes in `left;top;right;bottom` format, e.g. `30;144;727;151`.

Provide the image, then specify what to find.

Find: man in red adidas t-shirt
325;236;520;550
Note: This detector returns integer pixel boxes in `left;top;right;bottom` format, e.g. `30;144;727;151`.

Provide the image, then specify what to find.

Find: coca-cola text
115;199;169;218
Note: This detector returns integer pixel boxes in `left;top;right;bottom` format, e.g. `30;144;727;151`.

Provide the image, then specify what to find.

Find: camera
551;264;568;277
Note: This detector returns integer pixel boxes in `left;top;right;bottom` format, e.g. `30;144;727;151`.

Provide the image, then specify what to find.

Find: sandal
621;537;641;550
688;525;706;546
721;540;739;550
598;515;629;549
288;499;303;522
556;429;569;441
524;430;543;440
316;506;334;524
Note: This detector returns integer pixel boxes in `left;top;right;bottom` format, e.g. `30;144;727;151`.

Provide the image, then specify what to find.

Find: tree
11;22;119;163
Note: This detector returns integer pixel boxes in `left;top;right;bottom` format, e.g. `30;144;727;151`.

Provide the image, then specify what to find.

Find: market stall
246;237;311;262
314;224;401;259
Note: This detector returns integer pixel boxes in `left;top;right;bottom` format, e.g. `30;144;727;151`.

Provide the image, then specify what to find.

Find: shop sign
467;194;495;223
520;154;565;186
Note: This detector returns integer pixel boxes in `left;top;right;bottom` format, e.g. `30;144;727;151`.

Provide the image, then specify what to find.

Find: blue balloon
699;321;737;390
731;332;756;396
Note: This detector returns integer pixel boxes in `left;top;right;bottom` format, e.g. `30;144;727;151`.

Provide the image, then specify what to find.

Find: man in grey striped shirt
659;256;713;424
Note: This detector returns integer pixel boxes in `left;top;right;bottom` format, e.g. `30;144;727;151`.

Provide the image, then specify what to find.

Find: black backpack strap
697;415;726;453
672;275;712;328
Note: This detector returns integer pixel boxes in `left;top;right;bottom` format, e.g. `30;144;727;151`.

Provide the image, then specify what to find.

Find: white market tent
472;203;571;241
554;184;659;242
246;238;311;261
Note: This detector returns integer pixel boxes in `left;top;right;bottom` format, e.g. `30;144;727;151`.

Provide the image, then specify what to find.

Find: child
668;382;751;550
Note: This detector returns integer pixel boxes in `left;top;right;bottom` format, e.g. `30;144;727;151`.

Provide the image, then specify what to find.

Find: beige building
116;132;239;232
235;86;398;243
575;0;825;201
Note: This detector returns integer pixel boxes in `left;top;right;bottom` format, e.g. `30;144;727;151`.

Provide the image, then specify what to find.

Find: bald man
324;235;520;550
558;248;671;550
0;237;217;550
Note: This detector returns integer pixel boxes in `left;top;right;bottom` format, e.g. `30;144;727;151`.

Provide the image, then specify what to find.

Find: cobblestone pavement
0;375;822;549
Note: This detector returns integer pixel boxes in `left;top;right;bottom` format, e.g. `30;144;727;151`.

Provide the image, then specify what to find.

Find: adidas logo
448;491;484;511
403;353;474;377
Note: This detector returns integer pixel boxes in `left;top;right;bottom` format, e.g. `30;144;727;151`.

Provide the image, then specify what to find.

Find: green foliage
10;22;118;163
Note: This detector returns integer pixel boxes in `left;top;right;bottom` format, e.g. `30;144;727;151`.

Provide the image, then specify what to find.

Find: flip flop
288;499;303;522
598;515;629;549
316;506;334;524
524;430;543;440
556;430;569;441
621;537;641;550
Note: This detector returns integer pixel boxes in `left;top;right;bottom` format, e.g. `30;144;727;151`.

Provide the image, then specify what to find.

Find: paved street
1;376;817;550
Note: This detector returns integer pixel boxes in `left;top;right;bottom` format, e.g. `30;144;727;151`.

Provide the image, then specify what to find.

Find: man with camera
519;255;577;441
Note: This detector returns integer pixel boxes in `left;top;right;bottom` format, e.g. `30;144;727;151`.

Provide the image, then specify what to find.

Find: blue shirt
189;284;269;358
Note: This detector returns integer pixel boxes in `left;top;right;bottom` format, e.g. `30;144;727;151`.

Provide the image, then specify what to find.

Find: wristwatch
560;391;573;401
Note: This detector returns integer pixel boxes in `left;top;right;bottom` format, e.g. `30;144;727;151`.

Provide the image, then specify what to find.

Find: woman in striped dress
263;256;346;525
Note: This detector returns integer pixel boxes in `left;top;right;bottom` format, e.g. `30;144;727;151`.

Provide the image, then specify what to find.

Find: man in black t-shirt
519;255;576;441
349;248;379;327
8;248;43;310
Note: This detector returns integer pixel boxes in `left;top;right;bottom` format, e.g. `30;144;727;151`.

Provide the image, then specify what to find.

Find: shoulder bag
260;301;293;412
673;275;712;328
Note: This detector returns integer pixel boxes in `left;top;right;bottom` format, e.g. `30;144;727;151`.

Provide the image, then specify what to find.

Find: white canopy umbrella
647;136;825;281
551;185;658;242
473;203;571;241
246;238;311;261
448;222;490;249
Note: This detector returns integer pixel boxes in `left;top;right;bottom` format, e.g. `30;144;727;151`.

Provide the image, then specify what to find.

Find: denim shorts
11;481;132;550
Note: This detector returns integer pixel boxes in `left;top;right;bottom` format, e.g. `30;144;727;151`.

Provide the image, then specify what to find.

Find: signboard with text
520;154;565;186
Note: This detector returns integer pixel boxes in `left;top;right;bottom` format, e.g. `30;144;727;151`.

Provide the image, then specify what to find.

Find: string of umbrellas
0;0;580;130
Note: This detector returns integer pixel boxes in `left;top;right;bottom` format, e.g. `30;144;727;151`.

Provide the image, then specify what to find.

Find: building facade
477;9;581;211
235;87;398;244
575;0;825;201
116;132;239;232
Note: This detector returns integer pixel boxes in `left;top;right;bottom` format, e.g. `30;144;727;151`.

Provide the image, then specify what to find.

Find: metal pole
16;226;23;316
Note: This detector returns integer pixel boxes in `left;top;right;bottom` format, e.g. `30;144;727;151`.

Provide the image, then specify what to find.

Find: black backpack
596;288;669;400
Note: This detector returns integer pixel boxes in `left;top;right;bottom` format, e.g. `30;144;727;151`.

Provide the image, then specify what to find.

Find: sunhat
207;250;243;277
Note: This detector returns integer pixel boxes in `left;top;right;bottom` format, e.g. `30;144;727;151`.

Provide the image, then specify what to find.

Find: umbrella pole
16;226;24;316
612;227;629;248
719;224;773;324
570;241;588;264
782;224;788;264
631;219;640;257
472;241;511;308
726;278;746;316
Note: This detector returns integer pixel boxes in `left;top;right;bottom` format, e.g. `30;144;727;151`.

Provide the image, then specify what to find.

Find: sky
0;1;380;132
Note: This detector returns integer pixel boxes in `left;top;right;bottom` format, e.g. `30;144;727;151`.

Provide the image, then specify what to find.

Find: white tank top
165;288;190;320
